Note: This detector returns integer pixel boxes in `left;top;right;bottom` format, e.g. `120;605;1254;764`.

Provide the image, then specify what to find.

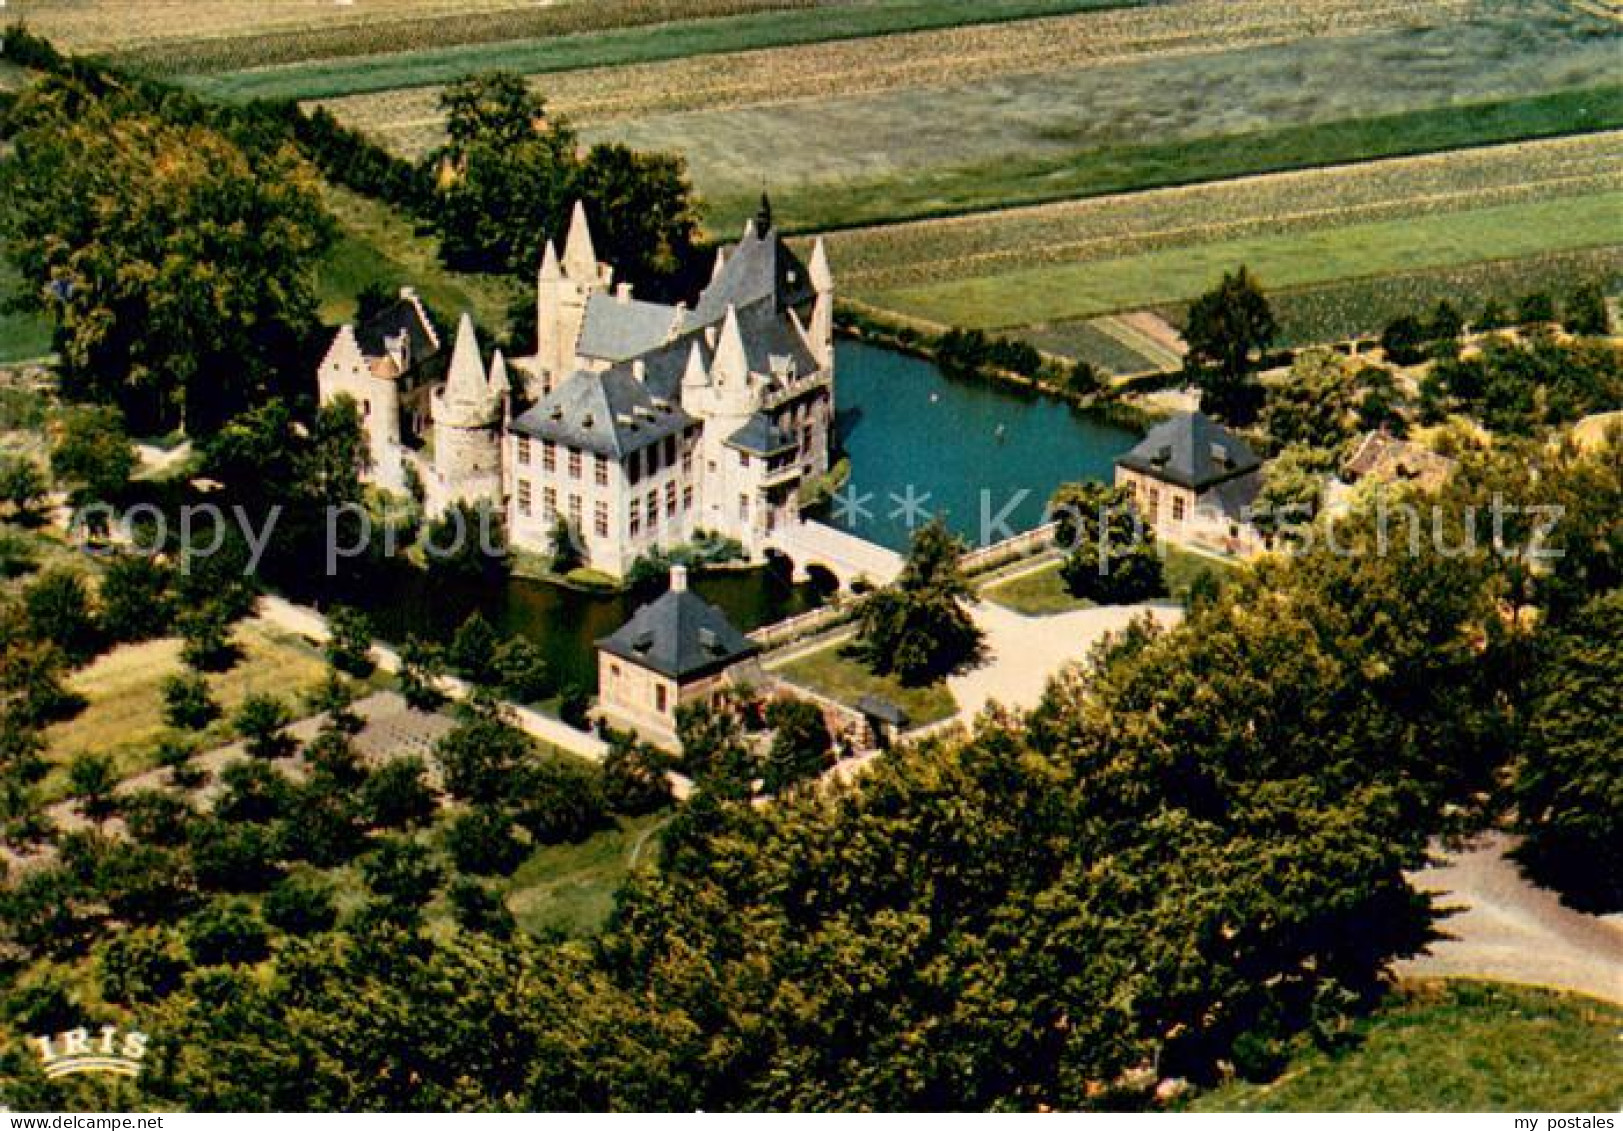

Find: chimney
616;283;633;304
398;286;418;301
670;564;688;593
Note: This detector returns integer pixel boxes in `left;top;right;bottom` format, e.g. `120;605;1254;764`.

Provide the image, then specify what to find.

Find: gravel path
1397;832;1623;1006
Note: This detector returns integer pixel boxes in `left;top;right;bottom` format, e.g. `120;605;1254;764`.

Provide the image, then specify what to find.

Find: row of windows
516;433;694;487
1139;483;1188;523
516;480;695;533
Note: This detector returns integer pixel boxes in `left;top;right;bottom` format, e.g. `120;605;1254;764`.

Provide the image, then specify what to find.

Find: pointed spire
712;305;749;386
562;200;597;277
755;191;773;237
539;240;561;282
710;246;728;283
488;349;511;397
445;313;487;407
681;341;710;391
809;238;832;294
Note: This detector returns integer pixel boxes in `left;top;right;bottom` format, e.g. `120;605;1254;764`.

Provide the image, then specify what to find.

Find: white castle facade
318;197;836;577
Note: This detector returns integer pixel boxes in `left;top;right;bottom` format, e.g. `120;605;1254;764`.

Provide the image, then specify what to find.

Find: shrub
99;555;177;644
601;733;672;816
449;613;499;683
183;900;269;966
263;873;339;936
100;927;189;1005
161;672;220;730
445;806;528;876
234;693;295;760
447;877;515;938
324;606;375;677
24;568;101;664
494;636;551;702
361;756;437;829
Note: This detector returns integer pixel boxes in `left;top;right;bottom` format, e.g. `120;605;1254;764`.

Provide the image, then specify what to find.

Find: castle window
682;450;693;477
595;453;608;487
739;494;749;521
683;485;694;511
542;440;556;472
568;494;582;529
738;451;749;469
568;448;582;480
630;508;641;538
517;479;533;517
664;436;677;467
594;500;609;538
655;684;668;714
543;486;557;520
1173;496;1187;522
628;450;643;486
517;436;532;465
1148;486;1160;517
666;482;678;517
647;444;661;475
646;494;659;533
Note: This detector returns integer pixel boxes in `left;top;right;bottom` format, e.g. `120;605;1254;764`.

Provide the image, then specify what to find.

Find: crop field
320;0;1468;153
823;133;1623;294
872;190;1623;331
179;0;1141;101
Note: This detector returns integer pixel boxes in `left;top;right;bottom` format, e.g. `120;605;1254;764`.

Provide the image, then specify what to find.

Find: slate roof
690;223;815;327
510;367;691;458
577;293;684;363
597;589;760;681
1116;411;1261;492
1342;431;1455;492
355;296;441;377
726;412;798;457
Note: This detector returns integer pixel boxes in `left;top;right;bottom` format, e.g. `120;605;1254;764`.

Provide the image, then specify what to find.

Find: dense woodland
0;24;1619;1113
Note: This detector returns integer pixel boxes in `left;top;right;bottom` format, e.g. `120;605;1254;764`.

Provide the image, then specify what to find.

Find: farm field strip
867;190;1623;330
182;0;1146;101
821;132;1623;292
319;0;1466;146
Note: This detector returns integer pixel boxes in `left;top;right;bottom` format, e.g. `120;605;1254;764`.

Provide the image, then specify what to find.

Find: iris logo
29;1026;149;1079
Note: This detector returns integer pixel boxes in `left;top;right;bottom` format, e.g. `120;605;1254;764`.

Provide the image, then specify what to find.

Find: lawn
871;190;1623;331
984;545;1238;615
772;639;958;726
504;811;670;938
1193;981;1623;1112
0;260;55;365
42;616;331;798
314;185;520;333
183;0;1141;100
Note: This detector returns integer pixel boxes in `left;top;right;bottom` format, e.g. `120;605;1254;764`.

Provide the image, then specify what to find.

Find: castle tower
807;237;835;368
534;202;612;387
432;314;504;509
319;323;405;492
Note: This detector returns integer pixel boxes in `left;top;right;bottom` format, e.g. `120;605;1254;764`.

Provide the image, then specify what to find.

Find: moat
362;340;1139;690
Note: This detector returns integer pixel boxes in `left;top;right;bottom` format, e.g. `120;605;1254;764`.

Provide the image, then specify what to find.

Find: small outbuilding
1114;410;1262;544
596;565;762;748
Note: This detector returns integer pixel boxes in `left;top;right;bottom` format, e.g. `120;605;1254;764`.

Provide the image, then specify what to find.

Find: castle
318;196;836;577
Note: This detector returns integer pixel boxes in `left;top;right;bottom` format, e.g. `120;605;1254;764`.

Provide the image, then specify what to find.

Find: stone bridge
769;519;904;590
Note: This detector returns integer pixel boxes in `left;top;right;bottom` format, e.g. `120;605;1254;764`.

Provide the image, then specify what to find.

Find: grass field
182;0;1140;100
985;546;1237;615
870;190;1623;331
1193;981;1623;1112
773;639;958;726
42;617;331;798
314;185;520;331
504;811;669;937
0;260;55;365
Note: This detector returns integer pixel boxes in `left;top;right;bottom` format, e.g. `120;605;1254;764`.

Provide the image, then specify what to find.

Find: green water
829;340;1138;551
358;340;1139;689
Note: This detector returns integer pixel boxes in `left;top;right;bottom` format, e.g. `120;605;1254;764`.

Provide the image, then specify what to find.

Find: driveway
1396;832;1623;1006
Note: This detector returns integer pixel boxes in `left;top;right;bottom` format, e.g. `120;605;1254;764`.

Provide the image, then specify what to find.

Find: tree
445;806;528;876
601;733;673;815
447;877;516;939
1260;349;1357;450
24;567;101;664
1;85;334;432
1563;283;1610;337
99;554;176;643
397;636;448;712
361;838;443;925
448;612;500;684
121;788;193;847
855;518;983;685
1512;591;1623;912
1254;445;1333;540
0;528;39;580
361;756;437;829
549;517;583;574
425;500;509;581
1380;315;1428;366
761;699;833;796
68;753;118;821
1051;482;1167;605
1182;266;1276;422
183;900;270;967
263;873;339;936
325;606;375;677
178;603;239;672
1518;291;1556;326
48;406;136;509
234;693;295;760
100;926;190;1005
0;455;47;520
216;760;295;825
573;142;700;300
162;671;220;730
435;713;534;807
493;635;551;702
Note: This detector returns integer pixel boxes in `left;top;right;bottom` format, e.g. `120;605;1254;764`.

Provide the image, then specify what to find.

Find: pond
349;340;1141;690
829;340;1139;551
